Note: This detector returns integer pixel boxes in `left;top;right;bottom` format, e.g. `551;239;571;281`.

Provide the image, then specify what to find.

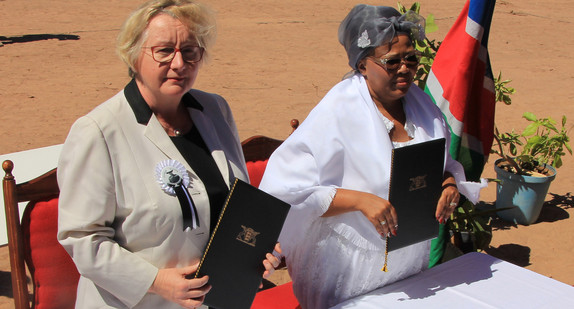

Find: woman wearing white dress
259;5;483;309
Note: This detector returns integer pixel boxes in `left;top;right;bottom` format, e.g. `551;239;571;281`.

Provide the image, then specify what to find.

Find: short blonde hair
117;0;216;77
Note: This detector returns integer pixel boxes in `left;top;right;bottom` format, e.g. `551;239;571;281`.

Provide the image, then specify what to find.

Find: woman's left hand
436;173;460;224
148;263;211;308
260;243;282;288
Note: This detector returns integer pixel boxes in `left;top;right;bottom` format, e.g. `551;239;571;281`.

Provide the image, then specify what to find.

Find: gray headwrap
338;5;425;70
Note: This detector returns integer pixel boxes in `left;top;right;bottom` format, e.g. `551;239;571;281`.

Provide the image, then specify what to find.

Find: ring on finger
449;202;457;207
380;220;387;226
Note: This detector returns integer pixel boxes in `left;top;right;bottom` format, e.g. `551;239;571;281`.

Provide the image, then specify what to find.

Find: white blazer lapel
144;114;192;169
190;108;231;188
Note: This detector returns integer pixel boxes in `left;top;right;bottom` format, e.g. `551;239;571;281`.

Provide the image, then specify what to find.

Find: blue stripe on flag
468;0;490;27
469;0;496;49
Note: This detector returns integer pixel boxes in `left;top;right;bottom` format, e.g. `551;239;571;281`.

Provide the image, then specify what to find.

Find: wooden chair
242;119;299;162
241;119;299;188
2;160;80;309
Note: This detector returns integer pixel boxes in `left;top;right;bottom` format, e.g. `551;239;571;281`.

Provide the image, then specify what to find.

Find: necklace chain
158;114;188;137
160;123;182;137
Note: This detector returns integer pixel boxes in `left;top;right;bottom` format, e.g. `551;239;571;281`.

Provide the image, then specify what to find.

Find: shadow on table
339;195;574;306
364;253;497;301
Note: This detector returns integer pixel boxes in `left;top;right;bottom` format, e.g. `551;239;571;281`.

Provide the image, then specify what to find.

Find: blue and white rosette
156;159;200;230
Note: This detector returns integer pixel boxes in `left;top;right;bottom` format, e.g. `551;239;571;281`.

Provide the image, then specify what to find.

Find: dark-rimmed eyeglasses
143;45;204;64
369;51;421;72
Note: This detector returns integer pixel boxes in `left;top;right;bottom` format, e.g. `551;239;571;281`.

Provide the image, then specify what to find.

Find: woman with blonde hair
58;1;280;308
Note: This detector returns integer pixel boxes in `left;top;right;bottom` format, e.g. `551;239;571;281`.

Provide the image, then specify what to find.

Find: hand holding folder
387;138;445;251
194;178;290;309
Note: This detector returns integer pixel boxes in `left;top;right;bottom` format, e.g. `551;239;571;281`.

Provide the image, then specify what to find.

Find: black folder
387;138;445;251
195;178;290;309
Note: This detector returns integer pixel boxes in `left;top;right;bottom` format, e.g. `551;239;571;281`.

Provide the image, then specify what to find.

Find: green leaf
565;142;573;154
409;2;421;14
509;143;517;155
397;2;407;13
425;14;438;33
527;135;543;146
542;122;558;133
523;112;536;121
522;123;539;136
555;157;563;168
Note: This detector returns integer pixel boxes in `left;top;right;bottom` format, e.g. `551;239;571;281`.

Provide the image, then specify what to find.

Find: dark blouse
171;127;229;233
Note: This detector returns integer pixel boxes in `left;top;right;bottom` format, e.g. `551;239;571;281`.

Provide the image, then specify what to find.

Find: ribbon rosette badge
156;159;199;230
156;159;190;195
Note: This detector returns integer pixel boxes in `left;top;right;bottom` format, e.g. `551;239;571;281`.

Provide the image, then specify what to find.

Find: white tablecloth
331;252;574;308
0;144;62;246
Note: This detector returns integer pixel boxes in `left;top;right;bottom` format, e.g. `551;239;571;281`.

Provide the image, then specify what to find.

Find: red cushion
22;198;79;309
251;282;300;309
246;160;269;188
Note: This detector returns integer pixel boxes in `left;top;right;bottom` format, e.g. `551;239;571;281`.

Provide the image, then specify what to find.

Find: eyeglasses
143;45;204;64
369;51;421;72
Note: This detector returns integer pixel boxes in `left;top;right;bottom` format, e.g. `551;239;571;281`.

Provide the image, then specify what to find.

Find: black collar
124;79;203;125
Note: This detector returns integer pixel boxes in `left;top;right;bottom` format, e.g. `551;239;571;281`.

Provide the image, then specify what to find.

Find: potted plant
490;112;572;225
447;197;502;254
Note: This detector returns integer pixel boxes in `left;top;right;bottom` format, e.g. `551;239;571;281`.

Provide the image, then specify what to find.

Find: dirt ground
1;0;574;307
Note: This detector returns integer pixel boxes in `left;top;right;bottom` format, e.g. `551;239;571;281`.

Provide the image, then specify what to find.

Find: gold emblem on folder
409;175;428;191
236;225;259;247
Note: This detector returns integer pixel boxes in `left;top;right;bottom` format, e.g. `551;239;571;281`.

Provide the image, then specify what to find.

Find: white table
0;144;62;245
331;252;574;308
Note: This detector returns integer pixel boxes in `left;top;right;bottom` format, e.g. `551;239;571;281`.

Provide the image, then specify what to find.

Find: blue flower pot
494;159;556;225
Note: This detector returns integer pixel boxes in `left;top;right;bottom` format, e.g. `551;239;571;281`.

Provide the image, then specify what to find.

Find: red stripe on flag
431;4;482;124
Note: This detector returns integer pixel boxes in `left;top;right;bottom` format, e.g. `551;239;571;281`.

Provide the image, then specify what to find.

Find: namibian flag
425;0;497;182
426;0;496;268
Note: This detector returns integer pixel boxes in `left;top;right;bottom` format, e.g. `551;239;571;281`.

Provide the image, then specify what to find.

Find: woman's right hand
325;188;398;237
149;262;211;308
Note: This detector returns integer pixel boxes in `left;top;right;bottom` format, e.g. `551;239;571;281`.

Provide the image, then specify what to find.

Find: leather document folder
387;138;445;251
195;178;290;309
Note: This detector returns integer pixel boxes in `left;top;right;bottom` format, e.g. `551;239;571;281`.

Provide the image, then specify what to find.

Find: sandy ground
1;0;574;307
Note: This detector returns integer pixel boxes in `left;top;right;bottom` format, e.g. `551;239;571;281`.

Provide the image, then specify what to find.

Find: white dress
259;74;483;309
